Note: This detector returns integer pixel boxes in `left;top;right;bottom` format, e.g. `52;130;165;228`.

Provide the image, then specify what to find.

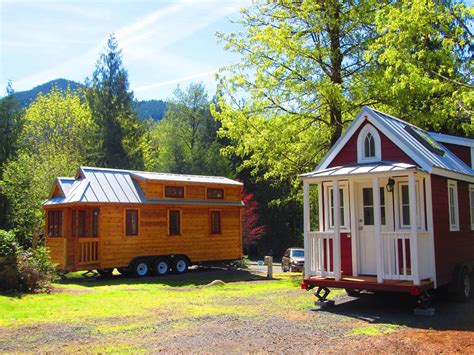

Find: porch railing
381;232;412;280
78;238;99;265
308;232;334;277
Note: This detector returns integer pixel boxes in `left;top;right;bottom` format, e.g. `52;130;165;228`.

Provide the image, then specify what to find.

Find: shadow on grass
312;291;474;332
57;267;273;288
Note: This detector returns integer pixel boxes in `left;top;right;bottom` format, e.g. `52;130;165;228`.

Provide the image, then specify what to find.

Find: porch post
349;180;358;276
332;179;341;280
409;173;420;285
373;177;383;283
303;180;311;278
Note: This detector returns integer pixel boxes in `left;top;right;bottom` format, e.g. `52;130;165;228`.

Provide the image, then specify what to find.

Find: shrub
16;247;58;293
0;229;19;256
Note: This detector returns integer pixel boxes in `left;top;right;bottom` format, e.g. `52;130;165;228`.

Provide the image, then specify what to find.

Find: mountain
12;78;167;121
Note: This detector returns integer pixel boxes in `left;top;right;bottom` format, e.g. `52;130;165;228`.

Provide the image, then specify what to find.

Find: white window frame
470;184;474;231
448;180;459;232
357;124;381;163
324;183;349;231
396;181;424;230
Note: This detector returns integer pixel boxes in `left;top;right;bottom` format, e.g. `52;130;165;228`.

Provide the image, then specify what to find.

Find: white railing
417;232;432;280
307;232;334;277
382;232;412;280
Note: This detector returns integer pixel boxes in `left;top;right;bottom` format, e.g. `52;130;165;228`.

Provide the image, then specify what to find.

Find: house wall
442;143;471;167
328;120;416;167
431;174;474;286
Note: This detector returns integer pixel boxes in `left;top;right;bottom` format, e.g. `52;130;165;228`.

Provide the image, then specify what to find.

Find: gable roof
315;107;474;182
44;167;243;206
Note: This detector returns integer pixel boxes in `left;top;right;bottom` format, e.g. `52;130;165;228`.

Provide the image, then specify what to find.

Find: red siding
322;233;353;276
442;143;471;167
431;175;474;286
328;121;416;167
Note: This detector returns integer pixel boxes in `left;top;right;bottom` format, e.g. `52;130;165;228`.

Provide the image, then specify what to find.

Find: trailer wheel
132;259;150;277
455;267;472;302
154;258;170;276
97;268;114;277
173;256;189;274
345;288;361;297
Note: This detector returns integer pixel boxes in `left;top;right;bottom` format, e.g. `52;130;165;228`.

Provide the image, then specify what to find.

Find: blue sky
0;0;250;100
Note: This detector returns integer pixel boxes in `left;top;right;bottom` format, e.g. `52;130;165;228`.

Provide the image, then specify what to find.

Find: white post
303;180;311;278
424;175;437;287
332;180;341;281
318;183;324;232
409;174;420;285
349;180;358;276
373;177;383;283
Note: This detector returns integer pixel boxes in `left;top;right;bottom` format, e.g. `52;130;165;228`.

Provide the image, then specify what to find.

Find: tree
1;88;95;246
86;34;144;169
213;0;382;181
369;0;473;136
0;82;24;229
242;192;266;254
149;83;233;176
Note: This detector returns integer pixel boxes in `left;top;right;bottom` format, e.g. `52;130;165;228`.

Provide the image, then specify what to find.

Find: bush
16;247;58;293
0;229;19;256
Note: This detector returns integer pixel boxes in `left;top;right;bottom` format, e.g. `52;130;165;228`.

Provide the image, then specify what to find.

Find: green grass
0;272;311;328
349;324;401;336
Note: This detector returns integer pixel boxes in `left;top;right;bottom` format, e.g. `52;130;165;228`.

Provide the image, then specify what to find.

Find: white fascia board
431;167;474;183
429;132;474;148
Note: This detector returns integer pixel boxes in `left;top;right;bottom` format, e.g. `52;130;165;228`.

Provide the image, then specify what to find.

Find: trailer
44;167;243;277
300;107;474;305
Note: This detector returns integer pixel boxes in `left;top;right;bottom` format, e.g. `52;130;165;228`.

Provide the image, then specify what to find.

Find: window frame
92;208;100;237
324;183;349;231
210;210;222;235
470;184;474;231
357;124;382;164
396;181;424;230
168;209;181;236
164;186;185;199
47;210;63;237
207;188;224;200
448;180;459;232
125;209;139;237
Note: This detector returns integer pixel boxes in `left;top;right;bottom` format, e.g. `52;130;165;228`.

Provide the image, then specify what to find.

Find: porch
301;162;436;289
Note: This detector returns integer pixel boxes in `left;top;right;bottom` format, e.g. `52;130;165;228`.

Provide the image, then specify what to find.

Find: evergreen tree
86;34;144;169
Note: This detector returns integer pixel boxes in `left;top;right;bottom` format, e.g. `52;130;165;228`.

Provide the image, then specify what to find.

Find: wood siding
431;174;474;286
328;121;416;167
45;237;66;269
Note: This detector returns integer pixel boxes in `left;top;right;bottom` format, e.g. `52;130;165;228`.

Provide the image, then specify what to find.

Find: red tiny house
301;107;474;302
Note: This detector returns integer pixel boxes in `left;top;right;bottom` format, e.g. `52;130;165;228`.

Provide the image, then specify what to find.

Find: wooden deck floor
303;275;434;293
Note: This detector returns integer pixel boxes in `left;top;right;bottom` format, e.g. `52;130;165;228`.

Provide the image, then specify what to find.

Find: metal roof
44;167;242;206
301;162;418;180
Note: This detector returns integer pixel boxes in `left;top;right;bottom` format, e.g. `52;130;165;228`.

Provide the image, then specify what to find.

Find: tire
154;258;170;276
172;256;189;274
132;259;150;277
455;267;472;302
345;288;362;297
97;268;114;277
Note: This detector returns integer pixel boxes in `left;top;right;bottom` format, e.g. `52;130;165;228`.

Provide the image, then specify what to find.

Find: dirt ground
0;267;473;353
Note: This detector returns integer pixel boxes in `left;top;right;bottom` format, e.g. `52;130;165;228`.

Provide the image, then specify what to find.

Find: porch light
386;178;395;192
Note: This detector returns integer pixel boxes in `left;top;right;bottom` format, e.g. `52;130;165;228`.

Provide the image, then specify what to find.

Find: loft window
168;210;181;235
357;124;381;163
207;188;224;199
210;211;221;234
448;180;459;231
48;210;62;237
364;133;375;158
126;209;139;236
165;186;184;198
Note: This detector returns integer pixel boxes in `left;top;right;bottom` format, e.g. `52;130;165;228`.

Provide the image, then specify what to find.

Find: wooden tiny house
44;167;243;276
300;107;474;302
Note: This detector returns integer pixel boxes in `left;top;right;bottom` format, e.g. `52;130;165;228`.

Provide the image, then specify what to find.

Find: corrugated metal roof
301;162;417;179
43;167;242;206
370;108;473;176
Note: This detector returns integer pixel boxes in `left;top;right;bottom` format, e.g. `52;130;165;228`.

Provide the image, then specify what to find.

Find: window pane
126;210;138;236
165;186;184;198
92;209;99;237
78;210;85;237
211;211;221;234
207;188;224;199
169;210;181;235
402;205;410;226
381;207;386;225
401;185;409;204
363;188;373;205
364;207;374;225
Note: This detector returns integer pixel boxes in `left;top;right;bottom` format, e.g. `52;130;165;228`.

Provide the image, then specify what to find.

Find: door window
362;187;386;226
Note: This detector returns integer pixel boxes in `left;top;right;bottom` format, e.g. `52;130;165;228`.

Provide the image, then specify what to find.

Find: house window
448;180;459;231
78;210;86;237
398;182;422;228
47;210;62;237
326;185;349;229
92;209;99;237
207;188;224;199
168;210;181;235
362;187;386;226
125;209;139;236
357;124;381;163
165;186;184;198
210;211;221;234
470;185;474;230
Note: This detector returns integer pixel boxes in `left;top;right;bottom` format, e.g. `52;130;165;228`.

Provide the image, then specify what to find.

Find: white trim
431;167;474;184
303;181;310;278
396;180;424;230
357;124;381;163
428;132;474;148
332;180;341;281
470;184;474;231
373;177;383;283
349;180;358;276
409;174;420;285
318;183;324;232
471;148;474;170
425;175;437;287
448;180;460;231
325;182;350;231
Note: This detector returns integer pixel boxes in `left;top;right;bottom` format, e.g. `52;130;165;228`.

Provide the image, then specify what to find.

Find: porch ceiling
300;161;420;180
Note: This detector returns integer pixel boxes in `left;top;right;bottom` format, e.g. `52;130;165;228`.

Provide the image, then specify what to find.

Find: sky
0;0;250;100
